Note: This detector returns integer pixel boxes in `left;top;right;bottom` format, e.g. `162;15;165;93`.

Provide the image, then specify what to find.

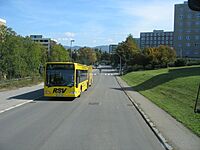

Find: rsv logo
53;88;67;93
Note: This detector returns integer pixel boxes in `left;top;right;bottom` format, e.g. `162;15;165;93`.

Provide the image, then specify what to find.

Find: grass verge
0;76;43;91
121;65;200;137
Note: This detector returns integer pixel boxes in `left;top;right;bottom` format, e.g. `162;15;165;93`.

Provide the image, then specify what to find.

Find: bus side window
76;70;80;88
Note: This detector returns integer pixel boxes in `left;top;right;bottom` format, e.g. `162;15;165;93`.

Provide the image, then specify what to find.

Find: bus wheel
85;83;89;91
78;86;82;97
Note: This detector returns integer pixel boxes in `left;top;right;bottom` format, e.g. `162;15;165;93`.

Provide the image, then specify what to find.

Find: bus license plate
56;93;63;97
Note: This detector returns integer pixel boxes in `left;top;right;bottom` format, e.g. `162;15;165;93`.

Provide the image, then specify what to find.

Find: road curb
115;76;173;150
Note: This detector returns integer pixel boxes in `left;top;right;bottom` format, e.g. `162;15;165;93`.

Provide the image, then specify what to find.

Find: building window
195;36;200;40
178;36;182;40
196;14;200;18
186;43;191;47
178;29;183;33
195;29;200;33
186;30;191;33
186;36;190;40
179;22;183;26
187;14;192;19
195;21;200;25
178;44;182;47
195;43;200;47
186;22;192;26
179;15;184;19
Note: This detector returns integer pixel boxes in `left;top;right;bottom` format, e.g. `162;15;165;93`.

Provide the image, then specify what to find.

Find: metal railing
0;77;32;86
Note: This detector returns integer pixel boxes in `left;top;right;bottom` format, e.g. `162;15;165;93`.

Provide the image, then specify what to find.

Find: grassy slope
121;65;200;136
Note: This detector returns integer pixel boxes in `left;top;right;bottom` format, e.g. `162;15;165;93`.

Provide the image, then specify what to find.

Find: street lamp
115;53;122;75
70;39;75;60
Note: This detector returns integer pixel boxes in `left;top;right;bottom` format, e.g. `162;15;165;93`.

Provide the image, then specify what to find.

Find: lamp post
115;53;122;75
70;39;75;61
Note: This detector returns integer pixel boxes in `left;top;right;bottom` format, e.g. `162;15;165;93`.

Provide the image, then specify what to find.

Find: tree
49;44;70;62
0;26;48;79
143;46;176;68
116;34;140;66
94;48;102;63
78;47;97;65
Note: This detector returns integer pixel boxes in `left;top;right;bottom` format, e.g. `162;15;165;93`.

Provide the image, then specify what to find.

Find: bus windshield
46;64;74;87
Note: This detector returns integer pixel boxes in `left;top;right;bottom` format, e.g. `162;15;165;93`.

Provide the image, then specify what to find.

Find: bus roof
46;62;89;68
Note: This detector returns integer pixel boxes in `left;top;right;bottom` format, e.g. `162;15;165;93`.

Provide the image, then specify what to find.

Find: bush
174;59;187;67
126;65;144;72
187;59;200;66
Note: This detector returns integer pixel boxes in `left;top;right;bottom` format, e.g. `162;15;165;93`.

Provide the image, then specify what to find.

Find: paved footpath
117;76;200;150
0;83;43;113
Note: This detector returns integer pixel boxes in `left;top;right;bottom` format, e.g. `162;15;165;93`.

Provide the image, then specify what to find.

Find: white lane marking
0;95;42;114
0;100;33;114
105;74;107;75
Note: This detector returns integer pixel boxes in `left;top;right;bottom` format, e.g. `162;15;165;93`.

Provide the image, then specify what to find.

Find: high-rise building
109;44;118;54
133;38;140;49
30;35;56;53
140;30;174;49
174;1;200;58
0;18;6;26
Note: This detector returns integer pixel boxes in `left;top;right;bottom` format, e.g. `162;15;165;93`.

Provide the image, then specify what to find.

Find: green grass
121;65;200;137
0;76;43;91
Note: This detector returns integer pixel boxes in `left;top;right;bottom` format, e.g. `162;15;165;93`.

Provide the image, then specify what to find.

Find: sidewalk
0;83;43;113
116;76;200;150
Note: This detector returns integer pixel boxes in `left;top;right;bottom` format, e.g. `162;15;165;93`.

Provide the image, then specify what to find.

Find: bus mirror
188;0;200;11
39;65;44;75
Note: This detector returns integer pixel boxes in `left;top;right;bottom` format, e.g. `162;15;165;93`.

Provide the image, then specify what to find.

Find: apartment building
140;30;174;49
174;1;200;58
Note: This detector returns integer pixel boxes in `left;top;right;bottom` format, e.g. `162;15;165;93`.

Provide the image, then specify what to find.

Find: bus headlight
45;91;51;94
70;92;76;94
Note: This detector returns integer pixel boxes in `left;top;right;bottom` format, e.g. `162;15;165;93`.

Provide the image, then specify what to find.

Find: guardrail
0;77;36;86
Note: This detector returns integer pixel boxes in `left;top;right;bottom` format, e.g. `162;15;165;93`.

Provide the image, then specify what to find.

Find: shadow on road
35;96;75;102
7;89;43;100
7;88;75;102
110;87;133;91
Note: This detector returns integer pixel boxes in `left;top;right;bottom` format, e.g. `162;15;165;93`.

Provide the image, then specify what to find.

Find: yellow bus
44;62;93;98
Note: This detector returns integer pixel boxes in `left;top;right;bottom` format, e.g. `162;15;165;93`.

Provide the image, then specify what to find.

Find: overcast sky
0;0;184;47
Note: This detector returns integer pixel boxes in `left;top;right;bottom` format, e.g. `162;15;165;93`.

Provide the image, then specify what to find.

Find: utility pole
70;39;75;61
115;53;122;75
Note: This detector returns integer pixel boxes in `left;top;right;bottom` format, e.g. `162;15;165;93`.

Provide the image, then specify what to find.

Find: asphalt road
0;69;165;150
